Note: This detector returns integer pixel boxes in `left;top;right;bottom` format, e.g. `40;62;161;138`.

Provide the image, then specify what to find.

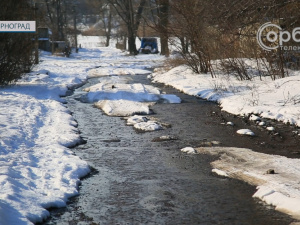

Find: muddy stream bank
42;74;298;225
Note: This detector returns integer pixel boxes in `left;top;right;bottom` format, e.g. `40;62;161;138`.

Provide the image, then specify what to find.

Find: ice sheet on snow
197;147;300;219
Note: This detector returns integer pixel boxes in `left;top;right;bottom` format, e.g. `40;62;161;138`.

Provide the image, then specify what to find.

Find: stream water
42;74;296;225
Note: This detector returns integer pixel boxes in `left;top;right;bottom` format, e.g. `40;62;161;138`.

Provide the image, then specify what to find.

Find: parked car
139;37;159;54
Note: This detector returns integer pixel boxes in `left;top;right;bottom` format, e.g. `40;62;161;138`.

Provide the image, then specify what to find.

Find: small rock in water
200;140;221;147
152;135;178;142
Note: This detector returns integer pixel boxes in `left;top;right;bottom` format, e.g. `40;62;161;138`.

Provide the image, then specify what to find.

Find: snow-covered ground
152;64;300;127
0;39;165;224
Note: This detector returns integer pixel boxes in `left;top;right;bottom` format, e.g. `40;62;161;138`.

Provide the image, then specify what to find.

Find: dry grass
164;56;186;69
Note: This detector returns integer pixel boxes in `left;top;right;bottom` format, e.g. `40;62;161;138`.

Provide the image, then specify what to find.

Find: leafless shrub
164;0;300;81
219;59;252;81
0;1;35;85
168;0;215;76
282;92;300;106
164;57;186;68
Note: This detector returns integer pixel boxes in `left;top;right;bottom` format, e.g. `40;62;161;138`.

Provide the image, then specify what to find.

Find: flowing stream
42;74;295;225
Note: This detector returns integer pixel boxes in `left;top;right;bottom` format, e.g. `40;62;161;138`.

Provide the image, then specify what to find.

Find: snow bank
197;147;300;219
0;61;91;224
152;64;300;127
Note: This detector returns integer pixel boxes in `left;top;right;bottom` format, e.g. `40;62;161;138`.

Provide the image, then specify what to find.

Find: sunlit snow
0;38;166;224
197;147;300;219
2;35;300;224
236;129;255;136
82;78;181;116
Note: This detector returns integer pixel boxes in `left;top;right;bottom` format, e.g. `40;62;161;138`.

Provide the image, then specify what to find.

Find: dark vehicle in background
139;37;159;54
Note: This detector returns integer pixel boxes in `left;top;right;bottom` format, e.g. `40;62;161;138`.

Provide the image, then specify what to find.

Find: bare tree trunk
157;0;169;56
127;27;137;54
105;4;112;47
108;0;146;55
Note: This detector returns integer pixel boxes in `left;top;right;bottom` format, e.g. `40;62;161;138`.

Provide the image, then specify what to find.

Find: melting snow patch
126;115;149;125
84;81;181;117
95;100;153;116
152;135;178;142
133;121;162;131
196;146;300;220
126;115;164;132
249;115;261;121
236;129;255;136
181;147;197;154
160;94;181;103
212;169;229;177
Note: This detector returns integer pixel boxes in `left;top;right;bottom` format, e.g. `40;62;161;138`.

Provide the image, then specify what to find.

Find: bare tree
44;0;74;41
97;0;114;47
163;0;300;80
108;0;146;54
168;0;215;75
155;0;169;56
